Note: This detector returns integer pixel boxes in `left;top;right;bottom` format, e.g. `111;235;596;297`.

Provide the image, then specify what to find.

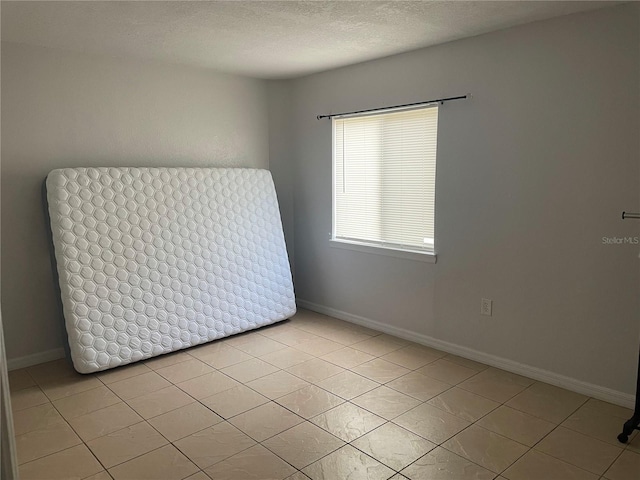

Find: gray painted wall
1;42;271;361
267;81;295;273
288;4;640;395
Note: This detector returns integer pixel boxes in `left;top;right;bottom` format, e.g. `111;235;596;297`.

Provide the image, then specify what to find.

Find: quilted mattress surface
46;167;296;373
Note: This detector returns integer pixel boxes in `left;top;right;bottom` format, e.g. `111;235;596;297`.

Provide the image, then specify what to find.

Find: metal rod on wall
316;94;470;120
622;212;640;220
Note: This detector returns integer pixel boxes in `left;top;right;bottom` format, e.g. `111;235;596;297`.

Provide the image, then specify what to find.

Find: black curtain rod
316;94;470;120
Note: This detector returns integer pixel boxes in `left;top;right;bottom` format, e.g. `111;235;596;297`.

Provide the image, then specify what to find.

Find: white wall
1;42;271;362
267;81;295;272
289;4;640;396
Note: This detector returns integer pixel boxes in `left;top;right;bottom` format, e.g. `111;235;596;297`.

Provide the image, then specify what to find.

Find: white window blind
333;106;438;253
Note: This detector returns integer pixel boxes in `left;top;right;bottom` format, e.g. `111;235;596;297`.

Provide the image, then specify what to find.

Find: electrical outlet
481;298;492;316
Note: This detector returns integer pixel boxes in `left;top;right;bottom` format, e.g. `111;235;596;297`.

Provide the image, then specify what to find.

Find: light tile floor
8;308;640;480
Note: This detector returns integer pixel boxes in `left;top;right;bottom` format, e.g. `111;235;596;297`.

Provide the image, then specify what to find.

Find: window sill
329;239;437;263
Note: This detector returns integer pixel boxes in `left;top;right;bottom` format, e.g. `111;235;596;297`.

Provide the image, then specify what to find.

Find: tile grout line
12;314;638;480
19;393;108;473
99;341;314;478
54;363;222;474
8;369;563;477
103;443;174;476
210;337;382;473
433;381;557;477
345;422;425;474
375;377;539;477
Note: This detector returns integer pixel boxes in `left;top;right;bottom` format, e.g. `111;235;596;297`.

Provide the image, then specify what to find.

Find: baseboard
297;298;636;409
7;348;65;371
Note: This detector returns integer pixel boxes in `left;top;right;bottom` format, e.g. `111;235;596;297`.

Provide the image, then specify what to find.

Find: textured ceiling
1;1;620;79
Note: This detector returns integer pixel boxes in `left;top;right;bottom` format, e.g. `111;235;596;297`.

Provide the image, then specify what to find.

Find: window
332;105;439;256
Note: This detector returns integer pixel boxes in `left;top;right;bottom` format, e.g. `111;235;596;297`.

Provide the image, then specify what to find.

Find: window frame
330;105;438;262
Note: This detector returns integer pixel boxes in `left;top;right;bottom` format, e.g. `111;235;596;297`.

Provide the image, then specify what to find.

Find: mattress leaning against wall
45;167;296;374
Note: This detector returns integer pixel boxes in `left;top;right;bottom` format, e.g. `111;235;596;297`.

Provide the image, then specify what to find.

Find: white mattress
46;167;296;373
